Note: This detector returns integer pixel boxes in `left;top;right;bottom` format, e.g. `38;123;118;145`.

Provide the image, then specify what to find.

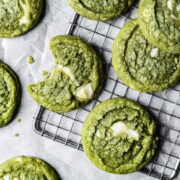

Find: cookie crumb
13;133;19;137
16;118;21;123
27;56;34;64
42;71;48;76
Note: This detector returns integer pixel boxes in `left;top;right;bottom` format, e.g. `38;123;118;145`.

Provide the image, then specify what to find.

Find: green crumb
16;118;21;123
27;56;34;64
42;71;49;76
13;133;19;137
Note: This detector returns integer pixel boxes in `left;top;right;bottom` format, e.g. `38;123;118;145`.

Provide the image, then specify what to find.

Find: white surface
0;0;177;179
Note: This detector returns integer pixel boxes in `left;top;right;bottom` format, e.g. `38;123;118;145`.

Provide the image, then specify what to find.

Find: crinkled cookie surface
28;36;102;113
0;156;60;180
138;0;180;53
68;0;134;21
0;0;43;37
0;62;20;127
82;98;158;174
112;19;180;92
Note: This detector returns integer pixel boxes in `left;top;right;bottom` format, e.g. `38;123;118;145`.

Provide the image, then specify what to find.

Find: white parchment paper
0;0;178;179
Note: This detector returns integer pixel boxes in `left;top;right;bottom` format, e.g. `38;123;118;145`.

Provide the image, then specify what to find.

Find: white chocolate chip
96;130;101;137
57;65;75;81
177;4;180;11
127;129;139;140
3;175;10;180
150;48;159;58
111;121;139;140
74;84;94;100
20;16;29;25
19;0;30;25
111;121;127;135
171;14;177;19
167;0;173;10
13;178;19;180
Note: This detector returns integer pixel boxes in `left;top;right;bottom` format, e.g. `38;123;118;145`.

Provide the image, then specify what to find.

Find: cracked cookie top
0;62;20;127
28;35;102;113
0;0;43;37
138;0;180;53
112;19;180;92
82;98;157;174
68;0;134;21
0;156;60;180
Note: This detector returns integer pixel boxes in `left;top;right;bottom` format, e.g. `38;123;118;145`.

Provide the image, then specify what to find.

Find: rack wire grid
33;1;180;179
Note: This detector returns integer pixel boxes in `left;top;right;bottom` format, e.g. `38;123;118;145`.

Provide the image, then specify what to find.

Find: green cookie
28;36;102;113
138;0;180;53
0;156;60;179
0;62;20;127
82;98;158;174
0;0;43;38
112;19;180;92
68;0;134;21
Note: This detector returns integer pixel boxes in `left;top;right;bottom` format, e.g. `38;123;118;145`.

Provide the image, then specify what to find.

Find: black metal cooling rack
33;1;180;179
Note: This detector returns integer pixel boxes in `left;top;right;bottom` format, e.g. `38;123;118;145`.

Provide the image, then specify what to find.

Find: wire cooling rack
33;1;180;179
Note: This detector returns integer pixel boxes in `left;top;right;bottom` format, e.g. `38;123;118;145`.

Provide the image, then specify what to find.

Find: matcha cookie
0;156;60;179
112;19;180;92
0;0;43;38
0;62;20;127
82;98;157;174
138;0;180;53
28;35;102;113
68;0;134;21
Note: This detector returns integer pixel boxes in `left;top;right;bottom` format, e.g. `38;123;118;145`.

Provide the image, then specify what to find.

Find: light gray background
0;0;178;179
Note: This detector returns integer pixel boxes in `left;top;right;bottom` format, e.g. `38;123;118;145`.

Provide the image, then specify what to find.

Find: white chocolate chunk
127;129;139;140
96;130;101;137
111;121;127;135
13;178;19;180
19;0;30;25
150;48;159;58
111;121;139;140
167;0;173;10
74;84;94;100
177;4;180;11
57;65;75;81
20;16;29;24
171;14;177;19
3;175;10;180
